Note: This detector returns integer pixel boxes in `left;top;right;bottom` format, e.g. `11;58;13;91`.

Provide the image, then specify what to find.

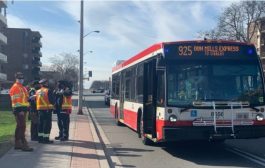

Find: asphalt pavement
84;95;265;168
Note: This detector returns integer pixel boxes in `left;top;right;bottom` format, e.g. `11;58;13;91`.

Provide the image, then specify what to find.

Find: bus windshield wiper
249;105;260;112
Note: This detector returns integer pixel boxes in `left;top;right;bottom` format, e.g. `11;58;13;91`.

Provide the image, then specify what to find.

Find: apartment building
0;0;7;83
4;28;42;84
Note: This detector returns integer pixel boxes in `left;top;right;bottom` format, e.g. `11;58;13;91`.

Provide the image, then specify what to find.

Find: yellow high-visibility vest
36;87;54;110
62;96;72;110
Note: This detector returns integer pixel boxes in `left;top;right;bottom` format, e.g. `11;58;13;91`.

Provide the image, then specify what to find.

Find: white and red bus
110;40;265;145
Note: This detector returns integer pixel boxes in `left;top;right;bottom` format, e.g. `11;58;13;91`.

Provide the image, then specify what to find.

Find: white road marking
226;147;265;167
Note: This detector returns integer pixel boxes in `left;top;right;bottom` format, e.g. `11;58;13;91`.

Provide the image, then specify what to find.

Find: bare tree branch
199;1;265;43
49;53;79;89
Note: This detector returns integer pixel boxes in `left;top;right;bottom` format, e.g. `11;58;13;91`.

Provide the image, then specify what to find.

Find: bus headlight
169;115;177;122
256;113;264;121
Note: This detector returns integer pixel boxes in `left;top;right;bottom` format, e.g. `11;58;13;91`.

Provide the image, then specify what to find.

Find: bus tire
139;113;153;146
115;106;122;126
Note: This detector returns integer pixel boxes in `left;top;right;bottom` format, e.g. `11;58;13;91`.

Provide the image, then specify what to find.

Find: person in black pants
54;80;72;141
28;80;40;141
36;79;55;144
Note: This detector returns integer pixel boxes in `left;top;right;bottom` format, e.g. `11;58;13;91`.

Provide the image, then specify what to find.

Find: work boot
21;146;34;152
14;140;23;150
21;140;33;152
60;137;68;141
38;136;43;143
55;136;62;140
43;137;54;144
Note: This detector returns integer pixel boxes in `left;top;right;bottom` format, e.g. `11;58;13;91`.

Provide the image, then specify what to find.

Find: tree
49;53;79;89
199;1;265;42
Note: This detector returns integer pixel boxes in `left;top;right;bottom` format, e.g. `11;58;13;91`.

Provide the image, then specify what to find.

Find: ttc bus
110;40;265;145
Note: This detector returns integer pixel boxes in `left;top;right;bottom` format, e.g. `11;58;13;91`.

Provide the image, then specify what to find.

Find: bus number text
178;46;192;56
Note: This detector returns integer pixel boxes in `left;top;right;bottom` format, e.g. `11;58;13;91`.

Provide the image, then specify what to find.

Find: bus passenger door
143;60;157;138
119;72;125;120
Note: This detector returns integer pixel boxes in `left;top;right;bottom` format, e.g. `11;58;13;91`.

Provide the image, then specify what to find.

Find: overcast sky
7;0;235;88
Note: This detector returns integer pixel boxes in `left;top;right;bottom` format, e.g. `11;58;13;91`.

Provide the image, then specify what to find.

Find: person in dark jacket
54;80;72;141
28;80;40;141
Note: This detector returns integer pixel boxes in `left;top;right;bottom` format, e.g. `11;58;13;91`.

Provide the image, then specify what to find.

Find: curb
83;107;110;168
87;107;123;168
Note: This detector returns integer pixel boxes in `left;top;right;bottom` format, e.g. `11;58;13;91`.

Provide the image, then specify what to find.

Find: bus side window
157;71;165;106
135;64;144;103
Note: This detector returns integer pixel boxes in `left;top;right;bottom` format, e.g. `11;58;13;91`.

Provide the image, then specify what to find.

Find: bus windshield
167;62;265;107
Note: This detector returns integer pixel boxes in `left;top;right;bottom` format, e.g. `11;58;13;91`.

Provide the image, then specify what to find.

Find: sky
6;0;236;88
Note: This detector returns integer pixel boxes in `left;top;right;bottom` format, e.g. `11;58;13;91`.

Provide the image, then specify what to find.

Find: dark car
92;88;104;93
104;90;110;105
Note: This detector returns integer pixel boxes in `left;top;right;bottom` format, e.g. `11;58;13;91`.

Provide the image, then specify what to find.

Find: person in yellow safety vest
9;72;33;151
54;80;72;141
36;79;55;144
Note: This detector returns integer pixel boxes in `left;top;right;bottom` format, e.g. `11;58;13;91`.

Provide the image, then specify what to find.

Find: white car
0;89;9;94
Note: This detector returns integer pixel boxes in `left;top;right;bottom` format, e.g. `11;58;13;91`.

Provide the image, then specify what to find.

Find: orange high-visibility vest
62;96;72;110
9;82;29;108
36;87;54;110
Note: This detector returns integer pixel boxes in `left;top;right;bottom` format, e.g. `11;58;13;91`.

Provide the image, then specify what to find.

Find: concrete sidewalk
0;107;107;168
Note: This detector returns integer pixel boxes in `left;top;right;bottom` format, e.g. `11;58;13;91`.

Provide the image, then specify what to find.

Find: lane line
87;107;123;168
226;147;265;167
231;147;265;163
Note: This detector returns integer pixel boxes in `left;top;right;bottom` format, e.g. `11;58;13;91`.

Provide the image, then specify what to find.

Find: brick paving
0;106;103;168
70;114;100;168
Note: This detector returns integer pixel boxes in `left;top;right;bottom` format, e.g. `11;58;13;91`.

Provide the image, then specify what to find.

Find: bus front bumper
163;126;265;141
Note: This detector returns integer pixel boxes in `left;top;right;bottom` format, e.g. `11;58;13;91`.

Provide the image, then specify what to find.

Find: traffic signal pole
78;0;84;115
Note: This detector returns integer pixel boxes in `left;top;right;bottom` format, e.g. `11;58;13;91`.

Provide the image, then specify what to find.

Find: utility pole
78;0;84;115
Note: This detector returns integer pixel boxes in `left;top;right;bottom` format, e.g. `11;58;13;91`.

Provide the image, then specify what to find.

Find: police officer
36;79;54;144
28;80;40;141
9;72;33;151
54;80;72;141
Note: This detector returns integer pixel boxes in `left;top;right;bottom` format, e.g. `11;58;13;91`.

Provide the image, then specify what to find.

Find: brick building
0;0;7;83
4;28;42;84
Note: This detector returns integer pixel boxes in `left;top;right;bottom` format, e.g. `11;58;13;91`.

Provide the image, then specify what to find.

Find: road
84;95;265;168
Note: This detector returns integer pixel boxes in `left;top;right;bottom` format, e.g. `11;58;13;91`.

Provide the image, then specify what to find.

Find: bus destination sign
178;45;240;57
164;43;257;60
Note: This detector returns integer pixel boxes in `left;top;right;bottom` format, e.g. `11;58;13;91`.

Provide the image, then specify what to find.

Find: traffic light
88;71;92;77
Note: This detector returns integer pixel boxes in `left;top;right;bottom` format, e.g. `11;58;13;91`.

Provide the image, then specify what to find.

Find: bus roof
112;40;254;73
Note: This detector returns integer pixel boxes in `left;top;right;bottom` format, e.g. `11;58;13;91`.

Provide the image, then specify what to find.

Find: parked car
104;90;110;105
92;88;104;93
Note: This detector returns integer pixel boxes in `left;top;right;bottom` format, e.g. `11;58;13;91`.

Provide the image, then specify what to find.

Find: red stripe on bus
123;108;138;131
253;120;265;125
112;43;162;72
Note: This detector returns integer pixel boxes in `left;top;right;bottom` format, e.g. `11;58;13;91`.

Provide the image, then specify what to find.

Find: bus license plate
211;111;224;118
236;113;249;119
